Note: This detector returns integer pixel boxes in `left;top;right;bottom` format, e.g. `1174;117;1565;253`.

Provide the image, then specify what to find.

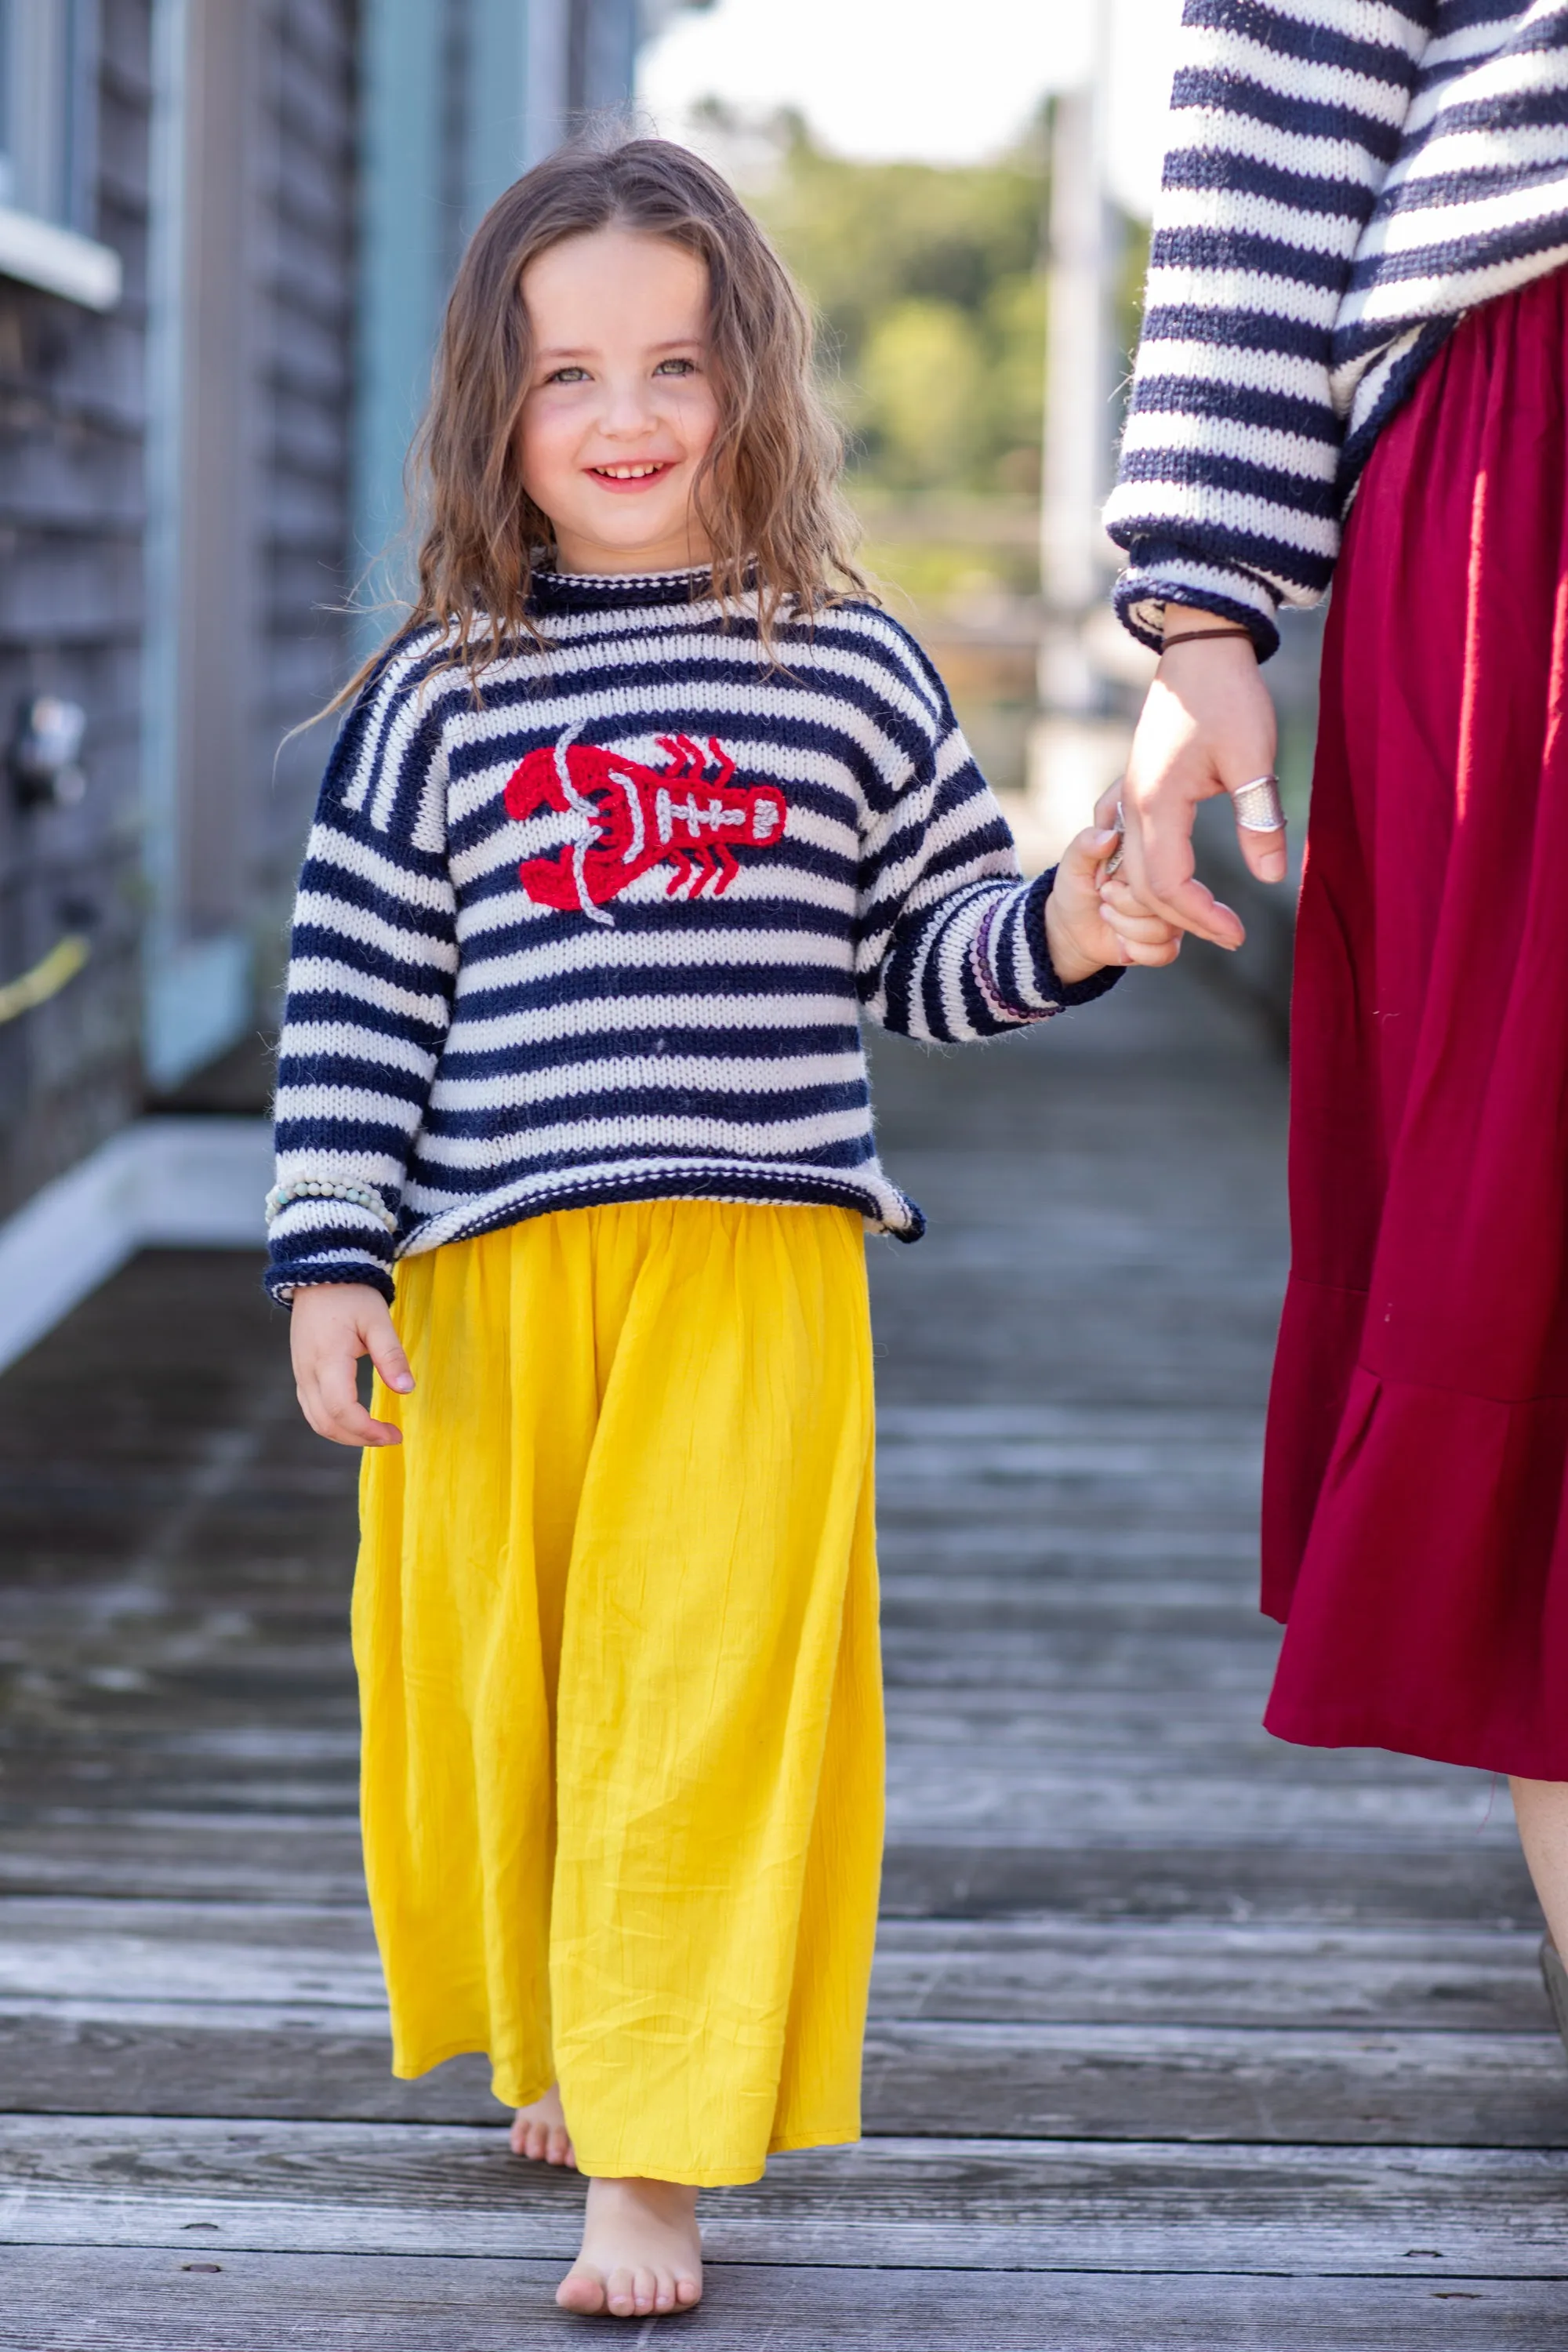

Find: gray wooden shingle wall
0;0;153;1221
250;0;358;1002
0;0;359;1218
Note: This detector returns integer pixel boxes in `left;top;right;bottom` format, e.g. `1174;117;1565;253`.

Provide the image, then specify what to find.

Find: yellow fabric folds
354;1200;884;2187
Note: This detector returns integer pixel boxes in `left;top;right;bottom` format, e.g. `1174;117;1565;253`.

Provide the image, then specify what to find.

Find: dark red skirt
1263;268;1568;1777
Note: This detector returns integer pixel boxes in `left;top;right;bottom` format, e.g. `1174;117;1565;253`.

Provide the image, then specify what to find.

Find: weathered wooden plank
2;2245;1562;2352
880;1534;1260;1577
880;1726;1483;1799
5;2120;1568;2278
878;1628;1279;1693
877;1842;1540;1926
0;1900;382;2006
0;1821;367;1905
881;1762;1509;1846
871;1921;1552;2032
858;2020;1568;2145
0;1756;1505;1849
2;2001;1563;2145
0;1905;1544;2032
0;1819;1537;1922
880;1572;1259;1613
876;1403;1267;1442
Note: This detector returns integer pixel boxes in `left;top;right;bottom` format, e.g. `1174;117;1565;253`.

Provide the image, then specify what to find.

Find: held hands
1112;618;1283;951
1044;823;1184;985
289;1283;414;1447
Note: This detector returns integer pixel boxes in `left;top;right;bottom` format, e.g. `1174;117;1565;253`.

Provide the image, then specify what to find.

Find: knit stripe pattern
1103;0;1568;655
266;573;1114;1302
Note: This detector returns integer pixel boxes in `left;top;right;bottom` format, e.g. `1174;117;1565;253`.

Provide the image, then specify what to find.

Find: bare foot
555;2176;702;2318
510;2082;575;2168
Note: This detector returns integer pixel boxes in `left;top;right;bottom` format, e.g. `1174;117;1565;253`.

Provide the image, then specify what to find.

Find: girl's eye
544;365;590;386
655;358;697;376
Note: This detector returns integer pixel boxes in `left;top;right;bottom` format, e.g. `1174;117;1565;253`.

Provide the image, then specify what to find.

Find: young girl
269;136;1177;2321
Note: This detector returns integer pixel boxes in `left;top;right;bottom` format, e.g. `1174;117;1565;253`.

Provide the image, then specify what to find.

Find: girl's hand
1044;825;1184;984
289;1283;414;1447
1114;619;1282;951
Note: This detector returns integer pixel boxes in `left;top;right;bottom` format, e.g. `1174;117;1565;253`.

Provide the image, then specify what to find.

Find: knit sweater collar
527;563;717;617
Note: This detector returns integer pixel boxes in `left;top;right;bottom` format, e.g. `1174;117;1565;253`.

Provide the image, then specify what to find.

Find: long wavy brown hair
340;132;867;702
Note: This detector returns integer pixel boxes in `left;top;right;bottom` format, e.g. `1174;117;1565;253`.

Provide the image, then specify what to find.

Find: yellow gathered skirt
354;1199;884;2187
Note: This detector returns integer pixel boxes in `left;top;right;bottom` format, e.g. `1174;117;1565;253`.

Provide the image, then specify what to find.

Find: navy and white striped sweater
265;568;1114;1303
1105;0;1568;656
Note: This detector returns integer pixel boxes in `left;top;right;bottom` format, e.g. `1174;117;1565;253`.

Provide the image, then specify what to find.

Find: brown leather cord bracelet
1160;626;1257;652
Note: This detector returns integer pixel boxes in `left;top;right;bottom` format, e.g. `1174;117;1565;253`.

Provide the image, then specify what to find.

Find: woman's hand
1112;613;1283;951
289;1283;414;1447
1044;824;1184;984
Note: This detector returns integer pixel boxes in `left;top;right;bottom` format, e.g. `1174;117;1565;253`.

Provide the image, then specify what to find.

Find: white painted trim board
0;1117;271;1375
0;204;122;310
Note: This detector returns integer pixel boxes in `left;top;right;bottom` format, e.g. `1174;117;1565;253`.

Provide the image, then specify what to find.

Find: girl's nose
597;377;659;438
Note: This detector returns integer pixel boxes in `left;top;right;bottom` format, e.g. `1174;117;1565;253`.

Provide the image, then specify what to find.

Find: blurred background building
0;0;1317;1367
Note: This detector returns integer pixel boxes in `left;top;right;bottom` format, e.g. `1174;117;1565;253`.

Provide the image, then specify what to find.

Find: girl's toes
605;2266;637;2318
633;2264;659;2314
555;2267;605;2314
654;2273;677;2314
676;2274;702;2309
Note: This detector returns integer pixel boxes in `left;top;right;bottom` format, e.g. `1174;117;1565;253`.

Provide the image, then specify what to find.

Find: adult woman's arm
1103;0;1429;938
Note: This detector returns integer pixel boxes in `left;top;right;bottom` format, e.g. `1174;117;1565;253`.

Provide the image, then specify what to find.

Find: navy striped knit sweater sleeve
1105;1;1568;657
265;572;1117;1303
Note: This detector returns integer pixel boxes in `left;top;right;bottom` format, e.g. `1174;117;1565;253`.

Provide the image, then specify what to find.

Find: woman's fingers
1119;812;1245;951
1114;630;1279;948
1235;816;1288;886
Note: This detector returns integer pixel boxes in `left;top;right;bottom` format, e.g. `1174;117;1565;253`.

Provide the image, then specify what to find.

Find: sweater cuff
1111;543;1280;662
266;1260;397;1308
264;1190;397;1306
1028;870;1124;1008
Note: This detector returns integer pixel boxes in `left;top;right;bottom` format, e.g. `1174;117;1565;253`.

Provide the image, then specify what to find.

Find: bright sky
637;0;1185;217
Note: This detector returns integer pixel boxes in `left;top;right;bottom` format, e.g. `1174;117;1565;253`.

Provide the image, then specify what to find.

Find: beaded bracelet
264;1178;397;1232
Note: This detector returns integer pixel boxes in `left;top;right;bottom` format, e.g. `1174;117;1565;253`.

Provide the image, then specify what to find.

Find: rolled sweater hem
263;1161;929;1303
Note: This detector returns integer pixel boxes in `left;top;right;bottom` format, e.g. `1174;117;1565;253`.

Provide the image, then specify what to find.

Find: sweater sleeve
265;641;458;1304
1102;0;1431;658
855;630;1120;1041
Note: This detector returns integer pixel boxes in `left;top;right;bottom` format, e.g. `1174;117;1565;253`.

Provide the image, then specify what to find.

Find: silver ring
1230;773;1286;833
1104;797;1126;877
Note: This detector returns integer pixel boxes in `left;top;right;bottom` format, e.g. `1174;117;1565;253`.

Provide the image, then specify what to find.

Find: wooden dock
2;960;1565;2348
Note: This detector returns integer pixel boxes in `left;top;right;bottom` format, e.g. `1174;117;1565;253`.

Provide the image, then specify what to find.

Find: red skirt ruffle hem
1263;267;1568;1776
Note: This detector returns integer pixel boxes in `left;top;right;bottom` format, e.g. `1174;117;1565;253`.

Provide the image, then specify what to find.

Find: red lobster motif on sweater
504;728;786;926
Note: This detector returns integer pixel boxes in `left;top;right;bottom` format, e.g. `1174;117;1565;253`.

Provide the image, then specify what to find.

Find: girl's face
517;227;720;575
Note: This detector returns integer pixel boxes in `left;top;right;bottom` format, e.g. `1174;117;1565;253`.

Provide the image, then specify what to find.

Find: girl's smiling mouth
588;461;677;491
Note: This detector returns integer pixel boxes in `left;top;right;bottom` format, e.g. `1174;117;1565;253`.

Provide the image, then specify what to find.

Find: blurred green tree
750;114;1047;495
861;299;986;486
